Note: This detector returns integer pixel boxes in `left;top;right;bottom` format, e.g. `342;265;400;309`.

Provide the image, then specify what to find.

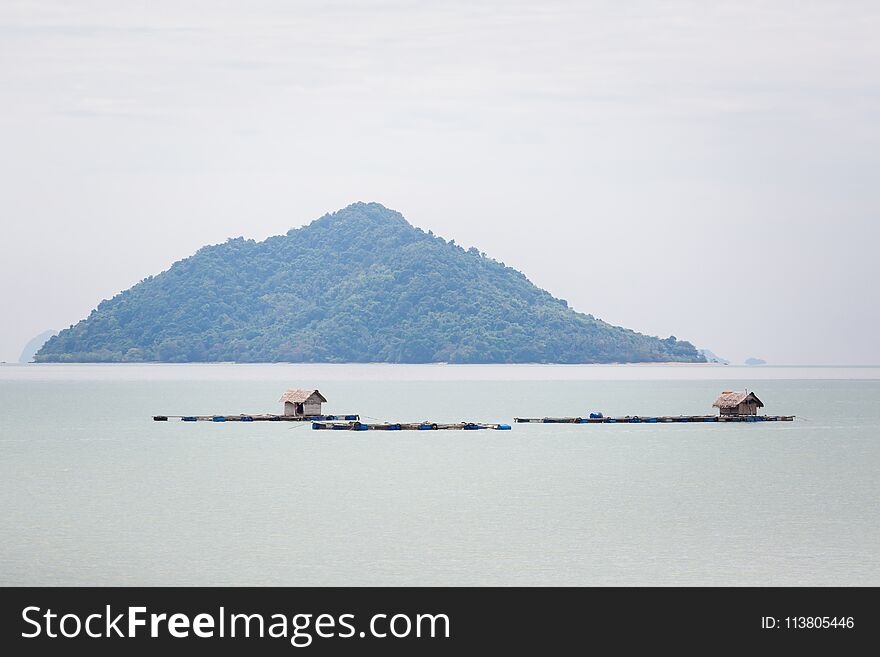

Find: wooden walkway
514;415;794;424
313;421;512;431
153;414;359;422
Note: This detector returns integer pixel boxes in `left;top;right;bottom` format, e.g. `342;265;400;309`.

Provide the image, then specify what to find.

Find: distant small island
19;329;57;363
699;348;729;365
36;203;706;364
745;357;767;366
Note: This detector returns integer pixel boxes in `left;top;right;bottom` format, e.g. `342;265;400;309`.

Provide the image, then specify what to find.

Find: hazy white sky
2;0;878;364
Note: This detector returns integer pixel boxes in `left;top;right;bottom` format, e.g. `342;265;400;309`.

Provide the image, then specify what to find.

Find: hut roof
712;391;763;409
279;388;327;404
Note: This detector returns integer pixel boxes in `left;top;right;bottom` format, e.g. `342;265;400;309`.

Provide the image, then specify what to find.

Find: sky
1;0;878;364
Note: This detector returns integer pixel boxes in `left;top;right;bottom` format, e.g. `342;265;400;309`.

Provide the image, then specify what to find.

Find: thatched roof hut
712;391;764;416
280;388;327;417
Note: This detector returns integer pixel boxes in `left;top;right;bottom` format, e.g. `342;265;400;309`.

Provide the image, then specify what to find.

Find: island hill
35;202;705;364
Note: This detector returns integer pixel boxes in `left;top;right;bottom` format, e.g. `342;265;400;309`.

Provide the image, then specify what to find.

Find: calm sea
1;363;878;586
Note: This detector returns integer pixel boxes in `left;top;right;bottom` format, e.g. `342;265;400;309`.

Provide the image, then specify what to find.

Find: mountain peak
303;201;411;232
339;200;403;216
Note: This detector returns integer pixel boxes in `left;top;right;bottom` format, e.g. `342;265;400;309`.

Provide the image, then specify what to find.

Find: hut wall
303;399;323;416
284;401;302;416
720;402;759;416
737;401;758;416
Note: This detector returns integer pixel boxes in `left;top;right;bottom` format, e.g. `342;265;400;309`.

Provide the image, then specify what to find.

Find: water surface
1;363;878;585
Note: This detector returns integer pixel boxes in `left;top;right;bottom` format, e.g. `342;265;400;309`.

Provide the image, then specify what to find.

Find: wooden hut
712;391;764;416
280;389;327;417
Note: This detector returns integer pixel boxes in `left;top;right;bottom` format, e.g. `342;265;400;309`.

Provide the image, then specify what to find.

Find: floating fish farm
514;415;794;424
153;388;794;430
312;421;511;431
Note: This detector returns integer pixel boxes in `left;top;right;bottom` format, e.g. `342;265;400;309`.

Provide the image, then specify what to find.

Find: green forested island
36;203;705;363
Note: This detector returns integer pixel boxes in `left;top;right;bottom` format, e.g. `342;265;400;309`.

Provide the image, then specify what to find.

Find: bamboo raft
313;421;512;431
514;415;794;424
153;414;359;422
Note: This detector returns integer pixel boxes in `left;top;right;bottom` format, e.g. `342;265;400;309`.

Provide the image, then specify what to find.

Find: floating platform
514;415;794;424
313;421;512;431
153;414;359;422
